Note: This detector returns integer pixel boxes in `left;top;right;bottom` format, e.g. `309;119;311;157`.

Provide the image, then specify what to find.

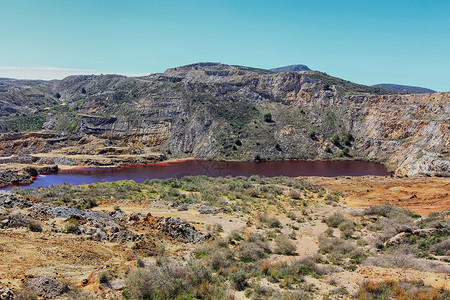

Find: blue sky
1;0;449;91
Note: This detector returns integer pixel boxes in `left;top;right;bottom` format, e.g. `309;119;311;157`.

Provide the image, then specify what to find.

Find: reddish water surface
4;159;389;189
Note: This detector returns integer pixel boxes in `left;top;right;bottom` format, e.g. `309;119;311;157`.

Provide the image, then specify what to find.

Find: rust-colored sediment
315;176;450;216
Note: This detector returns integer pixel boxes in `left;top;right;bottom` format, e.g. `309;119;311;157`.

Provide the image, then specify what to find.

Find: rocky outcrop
0;170;31;187
0;165;58;188
131;213;208;243
24;277;70;298
158;217;209;243
0;191;33;209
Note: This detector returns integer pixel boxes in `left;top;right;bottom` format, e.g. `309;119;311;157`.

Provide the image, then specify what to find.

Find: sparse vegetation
2;175;449;299
357;280;450;300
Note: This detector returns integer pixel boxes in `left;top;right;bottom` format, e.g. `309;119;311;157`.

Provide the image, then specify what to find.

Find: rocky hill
270;64;311;72
0;62;448;176
372;83;437;94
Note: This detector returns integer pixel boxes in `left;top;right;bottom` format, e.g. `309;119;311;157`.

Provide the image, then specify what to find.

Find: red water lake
3;159;390;189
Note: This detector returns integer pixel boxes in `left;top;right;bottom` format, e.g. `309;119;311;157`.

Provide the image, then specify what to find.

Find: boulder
158;217;208;243
24;277;70;298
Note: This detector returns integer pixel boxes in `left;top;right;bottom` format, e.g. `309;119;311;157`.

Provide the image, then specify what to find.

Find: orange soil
314;176;450;216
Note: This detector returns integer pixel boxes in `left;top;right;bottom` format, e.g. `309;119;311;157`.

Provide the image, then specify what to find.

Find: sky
1;0;449;91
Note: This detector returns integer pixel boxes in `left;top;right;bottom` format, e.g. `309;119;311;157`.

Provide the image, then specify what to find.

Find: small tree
331;135;340;146
263;113;272;122
343;133;353;146
55;92;61;99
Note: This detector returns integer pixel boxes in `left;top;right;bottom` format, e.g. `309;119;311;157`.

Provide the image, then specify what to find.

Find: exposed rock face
0;63;448;176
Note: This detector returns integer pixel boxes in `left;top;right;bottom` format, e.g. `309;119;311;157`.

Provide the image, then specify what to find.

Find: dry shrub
357;280;450;300
287;189;302;199
319;236;365;265
125;259;212;299
28;219;43;232
430;238;450;256
364;251;450;273
339;219;355;238
257;213;282;228
238;241;267;262
274;234;296;255
195;239;235;270
363;204;417;218
323;212;345;228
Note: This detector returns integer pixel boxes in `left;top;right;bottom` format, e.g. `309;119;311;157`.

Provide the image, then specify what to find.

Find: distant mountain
0;78;14;81
372;84;436;94
270;65;311;73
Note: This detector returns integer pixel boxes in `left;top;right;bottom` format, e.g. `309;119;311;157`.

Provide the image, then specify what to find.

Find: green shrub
136;258;145;268
99;270;110;284
14;287;38;300
263;113;272;122
65;223;79;234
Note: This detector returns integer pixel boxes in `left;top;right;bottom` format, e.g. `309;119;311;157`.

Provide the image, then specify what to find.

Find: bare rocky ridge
0;63;448;178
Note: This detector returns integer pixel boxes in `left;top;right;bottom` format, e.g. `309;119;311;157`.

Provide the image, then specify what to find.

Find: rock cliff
0;63;448;176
